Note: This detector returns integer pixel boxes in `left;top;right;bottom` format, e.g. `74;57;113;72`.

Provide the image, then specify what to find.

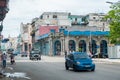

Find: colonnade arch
89;40;97;55
79;40;86;52
100;40;108;58
69;40;76;51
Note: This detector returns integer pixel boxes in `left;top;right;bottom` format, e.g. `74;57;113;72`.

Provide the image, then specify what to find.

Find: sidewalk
42;55;120;63
42;56;65;62
93;58;120;63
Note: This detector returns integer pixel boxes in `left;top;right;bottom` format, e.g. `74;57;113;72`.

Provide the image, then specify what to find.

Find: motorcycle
11;58;15;65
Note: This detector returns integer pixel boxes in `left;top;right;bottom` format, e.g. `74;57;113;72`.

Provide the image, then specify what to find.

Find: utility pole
89;30;92;56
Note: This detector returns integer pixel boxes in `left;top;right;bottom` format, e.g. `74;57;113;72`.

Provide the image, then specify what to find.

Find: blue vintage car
65;52;95;71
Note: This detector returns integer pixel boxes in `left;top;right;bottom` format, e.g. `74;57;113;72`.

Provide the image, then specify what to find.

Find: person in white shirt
1;53;7;68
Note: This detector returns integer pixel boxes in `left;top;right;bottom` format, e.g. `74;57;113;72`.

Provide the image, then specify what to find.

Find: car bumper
30;56;41;59
75;64;95;70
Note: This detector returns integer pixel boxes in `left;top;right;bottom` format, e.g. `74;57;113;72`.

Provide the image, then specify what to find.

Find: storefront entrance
54;40;61;55
69;40;76;51
100;40;108;58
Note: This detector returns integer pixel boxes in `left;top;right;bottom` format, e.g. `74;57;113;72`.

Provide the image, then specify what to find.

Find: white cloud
2;0;118;38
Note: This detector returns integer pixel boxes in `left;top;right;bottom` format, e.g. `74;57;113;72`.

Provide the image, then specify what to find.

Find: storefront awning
69;31;109;36
35;34;49;40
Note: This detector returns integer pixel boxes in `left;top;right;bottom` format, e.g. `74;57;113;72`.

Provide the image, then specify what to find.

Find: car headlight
76;61;80;65
92;61;95;64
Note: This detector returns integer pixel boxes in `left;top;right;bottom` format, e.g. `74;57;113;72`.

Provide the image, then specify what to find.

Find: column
65;36;69;53
86;39;90;55
96;41;100;58
61;38;65;56
76;39;79;52
62;38;65;52
49;38;53;56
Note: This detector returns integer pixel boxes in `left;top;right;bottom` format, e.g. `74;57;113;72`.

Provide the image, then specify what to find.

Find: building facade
20;23;32;54
30;12;109;58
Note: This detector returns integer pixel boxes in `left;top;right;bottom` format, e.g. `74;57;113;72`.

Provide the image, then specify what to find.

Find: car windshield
31;50;39;53
74;53;89;60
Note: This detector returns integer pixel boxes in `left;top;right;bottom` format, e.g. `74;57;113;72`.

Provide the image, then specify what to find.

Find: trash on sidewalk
0;69;5;78
4;72;31;79
0;66;31;79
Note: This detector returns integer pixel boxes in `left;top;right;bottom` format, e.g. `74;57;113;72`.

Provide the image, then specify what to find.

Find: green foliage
78;48;82;52
106;1;120;44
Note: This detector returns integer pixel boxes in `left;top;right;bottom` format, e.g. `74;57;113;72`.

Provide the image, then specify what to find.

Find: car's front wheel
65;62;69;70
73;65;77;71
39;58;41;60
91;68;95;71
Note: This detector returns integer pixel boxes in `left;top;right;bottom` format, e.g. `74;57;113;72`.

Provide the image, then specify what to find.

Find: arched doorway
54;40;61;55
69;40;76;51
79;40;86;52
89;40;97;55
100;40;108;58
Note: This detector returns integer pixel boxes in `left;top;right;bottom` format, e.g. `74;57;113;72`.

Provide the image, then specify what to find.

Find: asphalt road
3;55;120;80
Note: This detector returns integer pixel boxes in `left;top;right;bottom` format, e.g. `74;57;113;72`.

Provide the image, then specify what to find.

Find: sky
2;0;118;38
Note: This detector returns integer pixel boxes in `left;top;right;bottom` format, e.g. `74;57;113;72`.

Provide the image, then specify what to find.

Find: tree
105;1;120;44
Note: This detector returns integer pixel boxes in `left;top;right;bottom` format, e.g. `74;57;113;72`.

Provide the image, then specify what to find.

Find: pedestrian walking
10;53;15;64
0;50;2;66
1;53;7;68
65;50;67;58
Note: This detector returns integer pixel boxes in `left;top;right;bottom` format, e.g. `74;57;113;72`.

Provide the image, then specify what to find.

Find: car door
68;54;74;68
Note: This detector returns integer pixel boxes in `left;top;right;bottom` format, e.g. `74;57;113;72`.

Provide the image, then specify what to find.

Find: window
103;23;105;26
93;17;96;19
75;18;77;21
47;15;49;18
53;15;57;18
65;26;67;29
40;15;43;19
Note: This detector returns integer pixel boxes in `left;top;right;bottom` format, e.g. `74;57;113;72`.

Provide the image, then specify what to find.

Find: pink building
39;26;59;35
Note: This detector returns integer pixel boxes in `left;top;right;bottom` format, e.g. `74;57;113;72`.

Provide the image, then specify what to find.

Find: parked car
13;51;20;56
65;52;95;71
29;49;41;60
21;52;28;57
13;52;18;56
